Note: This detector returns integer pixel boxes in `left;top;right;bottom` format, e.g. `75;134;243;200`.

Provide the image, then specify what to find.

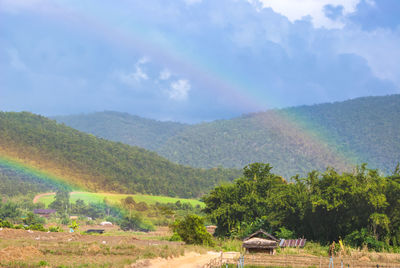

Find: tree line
203;163;400;251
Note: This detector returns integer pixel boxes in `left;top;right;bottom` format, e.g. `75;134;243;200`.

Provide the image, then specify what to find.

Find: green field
36;191;204;208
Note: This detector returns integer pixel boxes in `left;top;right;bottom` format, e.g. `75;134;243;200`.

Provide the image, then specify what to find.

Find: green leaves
170;215;214;246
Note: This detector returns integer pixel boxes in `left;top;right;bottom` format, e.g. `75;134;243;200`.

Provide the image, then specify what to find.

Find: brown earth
1;228;400;267
243;253;400;268
0;227;185;267
130;251;221;268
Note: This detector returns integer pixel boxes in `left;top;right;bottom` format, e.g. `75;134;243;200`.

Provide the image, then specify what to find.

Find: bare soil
0;227;185;267
243;252;400;268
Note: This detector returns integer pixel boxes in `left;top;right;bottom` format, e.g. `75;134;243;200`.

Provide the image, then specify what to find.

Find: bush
345;228;385;252
23;212;45;226
27;223;47;232
0;219;13;228
170;214;215;246
61;214;70;225
49;226;63;232
120;213;155;232
14;224;24;229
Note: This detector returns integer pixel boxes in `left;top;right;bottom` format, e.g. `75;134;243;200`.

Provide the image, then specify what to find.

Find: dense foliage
203;163;400;251
170;214;215;246
0;112;240;198
55;95;400;178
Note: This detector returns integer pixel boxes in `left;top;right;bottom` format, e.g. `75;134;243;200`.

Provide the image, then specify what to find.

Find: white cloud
116;57;149;86
255;0;361;28
159;69;172;80
335;28;400;87
168;79;191;101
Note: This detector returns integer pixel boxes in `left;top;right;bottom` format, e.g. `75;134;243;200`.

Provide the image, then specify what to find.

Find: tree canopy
203;163;400;250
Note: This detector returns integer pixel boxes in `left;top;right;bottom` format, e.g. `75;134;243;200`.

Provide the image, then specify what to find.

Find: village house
33;209;57;218
242;229;280;254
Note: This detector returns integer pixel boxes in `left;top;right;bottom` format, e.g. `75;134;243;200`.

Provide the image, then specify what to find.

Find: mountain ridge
53;94;400;177
0;112;240;198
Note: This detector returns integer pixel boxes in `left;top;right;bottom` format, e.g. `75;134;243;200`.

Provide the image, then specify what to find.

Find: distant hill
54;112;188;151
0;112;240;198
54;95;400;177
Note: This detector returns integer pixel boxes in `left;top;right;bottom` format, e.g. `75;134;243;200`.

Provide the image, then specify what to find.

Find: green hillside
54;95;400;178
282;95;400;174
0;165;57;197
54;111;188;151
0;112;240;198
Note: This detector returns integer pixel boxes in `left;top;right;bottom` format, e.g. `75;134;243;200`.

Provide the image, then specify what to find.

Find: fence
205;252;400;268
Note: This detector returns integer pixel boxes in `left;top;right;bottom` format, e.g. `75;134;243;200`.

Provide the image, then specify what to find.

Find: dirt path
32;192;55;203
132;251;222;268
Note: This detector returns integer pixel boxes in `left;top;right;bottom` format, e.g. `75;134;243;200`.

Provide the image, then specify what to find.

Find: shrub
170;214;215;246
23;212;45;226
345;228;385;252
0;219;13;228
27;223;47;232
14;224;24;229
49;226;63;232
120;213;155;232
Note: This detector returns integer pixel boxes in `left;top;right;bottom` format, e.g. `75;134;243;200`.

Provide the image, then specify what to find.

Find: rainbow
4;2;365;182
0;155;77;191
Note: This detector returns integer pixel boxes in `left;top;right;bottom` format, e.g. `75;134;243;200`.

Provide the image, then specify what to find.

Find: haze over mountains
55;95;400;178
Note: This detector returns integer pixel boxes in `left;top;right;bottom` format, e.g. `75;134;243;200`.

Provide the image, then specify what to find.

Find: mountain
54;112;188;151
0;112;240;198
54;95;400;177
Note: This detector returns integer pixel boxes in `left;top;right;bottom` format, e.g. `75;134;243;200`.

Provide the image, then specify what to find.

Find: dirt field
0;227;195;267
243;252;400;268
1;227;400;267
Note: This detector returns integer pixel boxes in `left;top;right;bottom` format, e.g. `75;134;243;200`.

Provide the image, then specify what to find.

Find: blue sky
0;0;399;122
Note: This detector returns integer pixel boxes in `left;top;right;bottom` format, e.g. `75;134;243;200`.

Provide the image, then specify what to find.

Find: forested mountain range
0;112;240;198
54;95;400;178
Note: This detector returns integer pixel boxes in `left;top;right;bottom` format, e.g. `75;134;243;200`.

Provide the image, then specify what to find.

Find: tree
0;202;21;221
120;213;154;232
49;189;70;214
122;196;136;217
203;163;285;237
170;215;214;246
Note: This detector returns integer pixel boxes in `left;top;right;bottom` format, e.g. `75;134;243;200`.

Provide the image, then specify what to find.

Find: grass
36;191;204;208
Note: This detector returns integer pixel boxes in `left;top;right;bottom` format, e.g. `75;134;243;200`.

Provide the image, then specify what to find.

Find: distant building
206;225;217;235
33;209;57;218
242;229;280;254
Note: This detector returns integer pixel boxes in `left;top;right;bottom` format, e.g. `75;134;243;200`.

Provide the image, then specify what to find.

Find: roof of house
243;229;280;242
33;209;57;214
242;237;278;249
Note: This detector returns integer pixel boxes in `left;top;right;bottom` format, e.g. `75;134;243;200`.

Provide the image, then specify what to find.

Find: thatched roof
243;229;280;242
243;237;278;249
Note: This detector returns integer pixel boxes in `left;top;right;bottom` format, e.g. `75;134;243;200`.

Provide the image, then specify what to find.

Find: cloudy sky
1;0;399;122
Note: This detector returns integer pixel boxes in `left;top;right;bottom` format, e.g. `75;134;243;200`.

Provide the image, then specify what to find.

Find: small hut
33;209;56;218
242;229;280;254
